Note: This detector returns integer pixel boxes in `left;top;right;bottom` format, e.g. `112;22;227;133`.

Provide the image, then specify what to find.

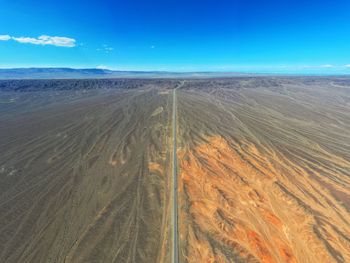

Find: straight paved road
172;86;179;263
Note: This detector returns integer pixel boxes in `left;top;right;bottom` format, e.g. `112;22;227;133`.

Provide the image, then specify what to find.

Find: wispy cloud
0;34;76;47
0;35;11;41
12;35;76;47
344;64;350;68
296;65;335;69
96;65;110;69
320;64;334;68
96;44;114;53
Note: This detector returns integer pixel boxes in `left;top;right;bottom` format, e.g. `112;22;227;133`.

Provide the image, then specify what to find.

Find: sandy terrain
177;78;350;262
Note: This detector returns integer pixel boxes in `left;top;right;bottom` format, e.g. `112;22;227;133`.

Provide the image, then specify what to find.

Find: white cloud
0;35;11;41
96;45;114;53
344;64;350;68
96;65;107;69
294;64;336;69
320;64;334;68
0;34;76;47
12;35;76;47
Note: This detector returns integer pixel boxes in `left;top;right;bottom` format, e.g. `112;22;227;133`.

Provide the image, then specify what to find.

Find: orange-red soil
179;136;350;263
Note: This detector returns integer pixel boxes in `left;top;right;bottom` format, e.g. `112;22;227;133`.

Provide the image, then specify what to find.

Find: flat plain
1;77;350;263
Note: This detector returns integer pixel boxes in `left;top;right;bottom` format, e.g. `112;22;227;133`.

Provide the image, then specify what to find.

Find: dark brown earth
0;80;175;263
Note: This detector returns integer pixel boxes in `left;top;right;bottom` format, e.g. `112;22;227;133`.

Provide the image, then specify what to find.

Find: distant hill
0;68;146;79
0;68;253;79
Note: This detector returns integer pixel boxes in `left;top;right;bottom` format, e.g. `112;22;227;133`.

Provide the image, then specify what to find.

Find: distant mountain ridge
0;67;253;79
0;68;141;79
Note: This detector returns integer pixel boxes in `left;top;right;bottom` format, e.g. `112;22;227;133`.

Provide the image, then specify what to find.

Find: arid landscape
0;79;176;263
1;77;350;263
177;78;350;263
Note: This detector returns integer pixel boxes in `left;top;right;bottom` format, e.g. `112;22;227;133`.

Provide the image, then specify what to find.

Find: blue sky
1;0;350;73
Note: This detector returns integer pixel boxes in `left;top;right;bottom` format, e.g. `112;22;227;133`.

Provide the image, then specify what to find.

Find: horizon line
1;66;350;76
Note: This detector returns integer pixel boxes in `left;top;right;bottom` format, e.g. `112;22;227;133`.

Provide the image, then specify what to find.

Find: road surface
172;86;179;263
